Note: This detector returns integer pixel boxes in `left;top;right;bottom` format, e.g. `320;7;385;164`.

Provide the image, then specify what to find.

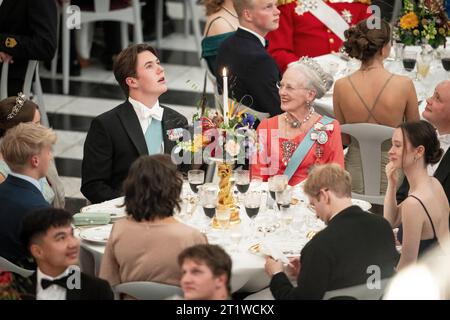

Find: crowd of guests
1;0;450;300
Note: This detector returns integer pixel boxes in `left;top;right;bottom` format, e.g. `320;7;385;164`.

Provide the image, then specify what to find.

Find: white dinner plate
79;225;112;244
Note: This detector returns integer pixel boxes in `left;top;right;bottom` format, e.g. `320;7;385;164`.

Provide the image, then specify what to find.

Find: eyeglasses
276;81;310;92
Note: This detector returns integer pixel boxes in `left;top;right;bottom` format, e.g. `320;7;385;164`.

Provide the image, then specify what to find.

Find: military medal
282;140;297;166
295;0;319;15
341;9;353;24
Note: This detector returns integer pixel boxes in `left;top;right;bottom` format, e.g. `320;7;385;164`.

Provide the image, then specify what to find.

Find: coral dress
251;115;344;186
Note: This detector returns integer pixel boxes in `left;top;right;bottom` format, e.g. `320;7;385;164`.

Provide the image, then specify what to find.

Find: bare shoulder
400;197;425;222
204;15;236;36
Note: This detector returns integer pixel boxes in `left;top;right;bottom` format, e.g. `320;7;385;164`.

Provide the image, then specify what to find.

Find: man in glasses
265;164;398;299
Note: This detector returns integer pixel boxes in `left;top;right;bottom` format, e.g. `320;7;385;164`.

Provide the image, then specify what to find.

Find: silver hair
287;57;334;99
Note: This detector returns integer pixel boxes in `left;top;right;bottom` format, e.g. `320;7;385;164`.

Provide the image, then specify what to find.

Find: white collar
9;172;41;191
238;26;267;47
128;97;164;121
37;268;71;282
438;132;450;145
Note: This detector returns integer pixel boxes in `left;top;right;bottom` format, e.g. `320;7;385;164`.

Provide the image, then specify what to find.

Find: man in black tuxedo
265;164;398;300
216;0;282;117
81;44;188;204
0;123;55;267
397;80;450;210
0;0;57;95
18;208;114;300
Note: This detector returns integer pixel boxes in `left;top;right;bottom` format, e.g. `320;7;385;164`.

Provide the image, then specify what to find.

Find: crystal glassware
188;169;205;193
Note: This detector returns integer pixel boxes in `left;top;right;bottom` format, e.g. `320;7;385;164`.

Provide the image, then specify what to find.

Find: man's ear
215;274;227;289
125;76;138;89
319;189;330;204
30;243;43;260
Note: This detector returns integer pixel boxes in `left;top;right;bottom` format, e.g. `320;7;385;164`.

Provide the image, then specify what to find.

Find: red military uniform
266;0;372;73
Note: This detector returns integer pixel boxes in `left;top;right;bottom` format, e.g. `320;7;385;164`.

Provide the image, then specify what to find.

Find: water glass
188;169;205;193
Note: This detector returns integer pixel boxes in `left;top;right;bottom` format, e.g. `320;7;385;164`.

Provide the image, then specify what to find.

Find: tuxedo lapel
117;102;148;156
0;0;14;24
434;148;450;183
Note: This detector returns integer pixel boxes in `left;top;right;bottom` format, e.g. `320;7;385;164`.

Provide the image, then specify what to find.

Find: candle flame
222;67;227;77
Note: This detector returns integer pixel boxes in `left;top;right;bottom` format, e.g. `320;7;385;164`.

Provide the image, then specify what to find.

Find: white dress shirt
428;133;450;176
238;26;267;47
36;268;68;300
9;172;42;192
128;97;164;153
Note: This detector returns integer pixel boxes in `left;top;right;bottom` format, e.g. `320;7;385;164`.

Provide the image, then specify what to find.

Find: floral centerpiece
177;87;259;226
395;0;450;48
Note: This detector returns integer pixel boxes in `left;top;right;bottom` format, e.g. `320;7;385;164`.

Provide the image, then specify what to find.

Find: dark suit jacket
22;271;114;300
397;147;450;208
0;0;57;90
81;101;188;203
270;206;398;300
0;175;50;266
216;28;282;117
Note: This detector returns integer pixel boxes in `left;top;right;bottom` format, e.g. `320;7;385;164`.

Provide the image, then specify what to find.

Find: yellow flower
439;28;446;35
413;29;420;36
400;12;419;30
421;19;428;26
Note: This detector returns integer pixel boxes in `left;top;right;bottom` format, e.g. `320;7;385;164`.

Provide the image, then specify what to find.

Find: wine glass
198;183;218;219
441;49;450;72
188;169;205;194
275;186;292;211
416;50;432;81
235;169;250;202
402;50;417;75
244;190;262;220
268;175;288;209
279;205;294;235
215;208;231;245
393;42;405;62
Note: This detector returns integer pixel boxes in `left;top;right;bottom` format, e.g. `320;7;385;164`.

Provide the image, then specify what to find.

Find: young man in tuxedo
0;123;54;267
265;164;398;299
216;0;282;118
397;80;450;208
81;43;188;204
179;244;232;300
19;208;114;300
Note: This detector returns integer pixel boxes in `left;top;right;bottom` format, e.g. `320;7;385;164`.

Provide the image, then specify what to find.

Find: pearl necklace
284;106;314;129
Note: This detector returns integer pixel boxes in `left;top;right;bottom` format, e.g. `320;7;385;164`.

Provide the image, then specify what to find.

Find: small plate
79;225;112;244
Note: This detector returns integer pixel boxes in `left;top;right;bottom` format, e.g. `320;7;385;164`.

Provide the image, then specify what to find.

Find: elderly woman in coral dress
251;57;344;186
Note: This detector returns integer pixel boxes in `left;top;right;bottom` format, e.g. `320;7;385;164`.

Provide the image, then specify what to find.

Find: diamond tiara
7;92;26;120
296;56;329;88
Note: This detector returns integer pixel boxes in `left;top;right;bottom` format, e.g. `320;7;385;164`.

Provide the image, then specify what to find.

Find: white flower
225;140;240;156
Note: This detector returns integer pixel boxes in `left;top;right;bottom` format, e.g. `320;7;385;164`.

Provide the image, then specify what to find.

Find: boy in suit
265;164;398;299
0;123;54;267
19;208;114;300
216;0;282;117
81;43;188;204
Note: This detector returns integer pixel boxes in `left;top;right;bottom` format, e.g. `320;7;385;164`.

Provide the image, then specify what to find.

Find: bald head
423;80;450;134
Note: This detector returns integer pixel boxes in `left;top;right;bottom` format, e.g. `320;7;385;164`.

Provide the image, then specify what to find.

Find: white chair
0;256;34;278
323;278;391;300
156;0;202;57
0;61;49;127
391;0;402;24
57;0;143;94
340;123;394;205
114;281;183;300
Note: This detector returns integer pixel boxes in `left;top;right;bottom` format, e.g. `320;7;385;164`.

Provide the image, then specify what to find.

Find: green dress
0;159;55;204
201;31;234;75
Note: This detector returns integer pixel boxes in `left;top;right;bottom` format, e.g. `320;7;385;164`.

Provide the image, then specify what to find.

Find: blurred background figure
201;0;239;76
0;0;57;95
99;155;206;290
334;19;419;195
384;121;450;271
266;0;371;73
0;96;65;208
142;0;175;41
179;244;232;300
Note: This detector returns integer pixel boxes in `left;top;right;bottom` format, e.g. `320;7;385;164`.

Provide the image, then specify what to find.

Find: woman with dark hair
201;0;239;76
0;95;65;208
333;19;420;195
384;120;450;270
99;155;206;288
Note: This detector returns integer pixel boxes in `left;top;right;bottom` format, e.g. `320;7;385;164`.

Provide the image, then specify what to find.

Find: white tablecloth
76;183;370;293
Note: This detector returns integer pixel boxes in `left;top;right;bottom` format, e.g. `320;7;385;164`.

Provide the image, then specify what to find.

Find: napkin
261;240;290;265
73;212;111;226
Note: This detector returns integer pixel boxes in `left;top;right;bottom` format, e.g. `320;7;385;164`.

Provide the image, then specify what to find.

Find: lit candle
222;67;229;126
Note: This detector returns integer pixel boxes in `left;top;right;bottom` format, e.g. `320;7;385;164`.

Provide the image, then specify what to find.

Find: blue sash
283;116;334;181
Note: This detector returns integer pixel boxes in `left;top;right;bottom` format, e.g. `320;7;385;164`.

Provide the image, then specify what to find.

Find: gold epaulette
277;0;296;6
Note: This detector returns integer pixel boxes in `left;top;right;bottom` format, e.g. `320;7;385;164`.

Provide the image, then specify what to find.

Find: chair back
341;123;394;205
323;278;391;300
0;256;34;278
114;281;183;300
